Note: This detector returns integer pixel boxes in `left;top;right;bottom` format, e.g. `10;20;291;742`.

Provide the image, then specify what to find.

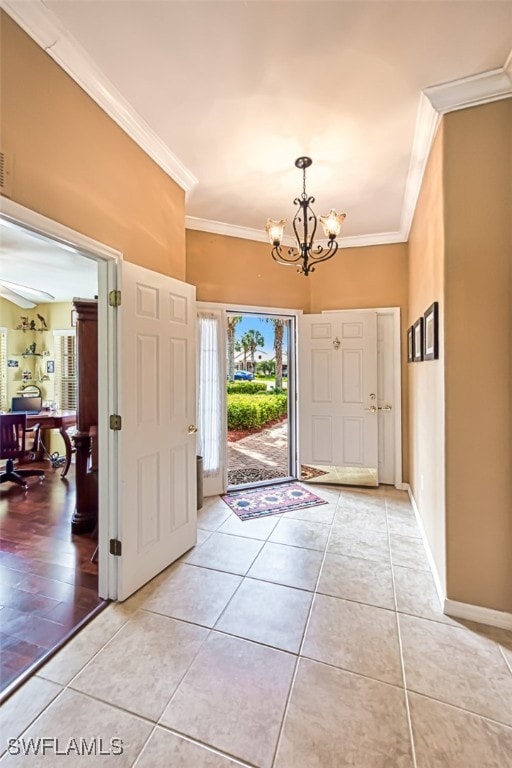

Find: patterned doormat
228;467;286;486
221;482;327;521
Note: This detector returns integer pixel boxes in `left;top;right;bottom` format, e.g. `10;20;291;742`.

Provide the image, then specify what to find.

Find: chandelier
265;157;346;276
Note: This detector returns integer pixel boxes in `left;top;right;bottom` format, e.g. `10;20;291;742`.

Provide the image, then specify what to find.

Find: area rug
222;482;327;521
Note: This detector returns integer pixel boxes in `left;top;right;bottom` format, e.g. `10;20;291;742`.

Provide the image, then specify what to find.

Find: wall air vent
0;151;13;198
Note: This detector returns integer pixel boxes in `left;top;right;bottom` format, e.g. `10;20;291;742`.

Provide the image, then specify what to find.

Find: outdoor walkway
228;420;289;485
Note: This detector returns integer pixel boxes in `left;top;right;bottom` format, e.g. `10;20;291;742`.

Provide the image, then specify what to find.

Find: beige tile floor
2;484;512;766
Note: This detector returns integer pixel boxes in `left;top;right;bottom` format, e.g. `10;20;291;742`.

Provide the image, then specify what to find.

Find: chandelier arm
271;245;303;265
309;240;339;264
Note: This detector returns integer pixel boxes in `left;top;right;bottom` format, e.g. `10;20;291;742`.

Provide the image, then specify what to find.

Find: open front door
115;263;197;600
299;311;378;482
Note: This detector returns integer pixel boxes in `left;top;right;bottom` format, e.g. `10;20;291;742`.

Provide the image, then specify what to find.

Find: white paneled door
299;312;378;476
116;263;197;601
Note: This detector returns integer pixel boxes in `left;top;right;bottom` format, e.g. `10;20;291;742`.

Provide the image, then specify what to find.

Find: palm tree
235;337;250;368
242;329;264;371
265;318;286;390
227;315;242;380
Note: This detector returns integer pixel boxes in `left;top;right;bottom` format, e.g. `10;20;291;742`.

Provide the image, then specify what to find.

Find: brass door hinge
108;290;121;307
109;539;122;556
109;414;122;431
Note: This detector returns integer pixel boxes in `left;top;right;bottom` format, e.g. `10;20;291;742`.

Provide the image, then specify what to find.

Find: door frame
1;198;120;599
323;307;402;488
197;301;302;494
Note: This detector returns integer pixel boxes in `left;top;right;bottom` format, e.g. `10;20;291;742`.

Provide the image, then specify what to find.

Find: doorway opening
0;211;108;701
226;312;295;489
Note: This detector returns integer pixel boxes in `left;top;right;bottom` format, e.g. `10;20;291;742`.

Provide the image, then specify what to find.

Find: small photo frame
423;302;439;361
413;317;423;362
407;327;414;363
46;360;55;374
71;309;78;327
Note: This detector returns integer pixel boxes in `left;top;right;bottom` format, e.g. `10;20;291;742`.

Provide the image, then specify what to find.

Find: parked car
234;370;254;381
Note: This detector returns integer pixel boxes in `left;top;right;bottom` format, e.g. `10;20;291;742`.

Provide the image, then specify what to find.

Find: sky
232;314;288;356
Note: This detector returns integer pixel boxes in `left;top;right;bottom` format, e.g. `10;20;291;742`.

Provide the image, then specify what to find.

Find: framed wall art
407;326;414;362
423;301;439;360
413;317;423;362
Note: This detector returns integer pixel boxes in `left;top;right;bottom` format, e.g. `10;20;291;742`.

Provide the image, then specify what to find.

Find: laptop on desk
11;396;43;416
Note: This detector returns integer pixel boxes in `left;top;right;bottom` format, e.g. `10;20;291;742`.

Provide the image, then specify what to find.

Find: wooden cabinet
71;299;98;534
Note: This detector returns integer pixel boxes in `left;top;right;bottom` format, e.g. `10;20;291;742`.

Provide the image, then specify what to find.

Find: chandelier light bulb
265;219;287;247
319;210;346;240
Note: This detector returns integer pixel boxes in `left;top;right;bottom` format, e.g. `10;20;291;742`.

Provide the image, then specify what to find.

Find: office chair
0;414;45;489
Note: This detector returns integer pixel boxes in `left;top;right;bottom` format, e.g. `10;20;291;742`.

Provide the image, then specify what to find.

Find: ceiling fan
0;279;55;308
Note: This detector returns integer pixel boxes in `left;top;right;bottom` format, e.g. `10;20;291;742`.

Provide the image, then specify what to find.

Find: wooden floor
0;460;105;697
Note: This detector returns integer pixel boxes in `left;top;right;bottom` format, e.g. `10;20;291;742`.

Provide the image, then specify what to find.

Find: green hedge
227;393;288;430
226;381;268;394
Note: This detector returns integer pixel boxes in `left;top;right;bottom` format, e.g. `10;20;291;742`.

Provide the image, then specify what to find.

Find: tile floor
1;484;511;766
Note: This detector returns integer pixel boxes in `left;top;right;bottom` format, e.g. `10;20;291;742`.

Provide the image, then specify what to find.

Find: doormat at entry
221;482;327;521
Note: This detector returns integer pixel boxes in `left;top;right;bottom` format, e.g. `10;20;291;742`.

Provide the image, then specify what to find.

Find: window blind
53;332;77;410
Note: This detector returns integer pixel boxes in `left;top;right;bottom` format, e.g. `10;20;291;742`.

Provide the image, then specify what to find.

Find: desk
26;411;76;478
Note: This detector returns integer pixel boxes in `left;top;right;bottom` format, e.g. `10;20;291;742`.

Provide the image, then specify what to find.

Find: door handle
378;404;392;411
187;424;198;434
364;405;377;414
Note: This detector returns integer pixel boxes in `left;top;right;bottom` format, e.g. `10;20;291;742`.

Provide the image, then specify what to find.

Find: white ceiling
1;1;512;293
0;221;97;304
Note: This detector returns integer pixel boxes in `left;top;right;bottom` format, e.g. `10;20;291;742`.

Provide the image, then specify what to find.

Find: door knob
188;424;198;434
378;404;392;411
364;405;377;414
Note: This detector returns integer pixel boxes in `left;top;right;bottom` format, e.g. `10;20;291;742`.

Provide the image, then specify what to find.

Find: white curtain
197;311;223;477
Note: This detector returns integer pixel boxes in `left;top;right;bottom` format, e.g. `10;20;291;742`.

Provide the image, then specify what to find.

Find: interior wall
407;125;446;592
0;13;186;280
443;100;512;613
185;230;310;311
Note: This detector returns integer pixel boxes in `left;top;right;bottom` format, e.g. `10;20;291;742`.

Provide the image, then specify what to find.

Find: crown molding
425;64;512;114
185;216;405;249
399;93;441;241
0;0;197;193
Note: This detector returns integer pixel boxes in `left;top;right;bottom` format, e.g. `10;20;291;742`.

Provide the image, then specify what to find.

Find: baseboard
403;483;445;610
403;484;512;632
443;599;512;631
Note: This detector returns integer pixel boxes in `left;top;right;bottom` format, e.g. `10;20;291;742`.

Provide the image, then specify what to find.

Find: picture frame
407;327;414;363
412;317;423;362
46;360;55;374
71;309;78;327
423;301;439;360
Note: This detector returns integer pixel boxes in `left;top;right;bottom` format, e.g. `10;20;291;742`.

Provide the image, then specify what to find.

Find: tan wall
408;125;446;591
308;243;408;315
185;230;310;311
443;101;512;612
0;13;186;279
